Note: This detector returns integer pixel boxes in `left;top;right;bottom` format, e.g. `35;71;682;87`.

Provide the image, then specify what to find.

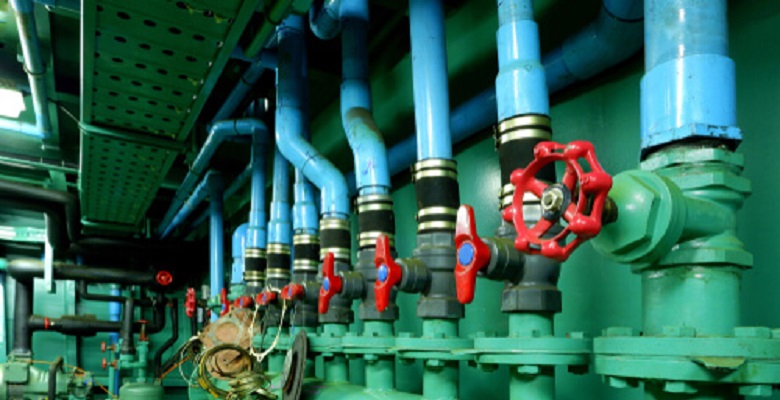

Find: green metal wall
367;1;780;399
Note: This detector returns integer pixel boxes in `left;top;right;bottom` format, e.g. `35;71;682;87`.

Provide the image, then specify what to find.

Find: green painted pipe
300;379;424;399
322;323;349;383
363;321;395;391
508;314;554;400
421;320;458;400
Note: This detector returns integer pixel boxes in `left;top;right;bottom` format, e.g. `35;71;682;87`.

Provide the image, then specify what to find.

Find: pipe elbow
344;109;391;193
309;0;342;40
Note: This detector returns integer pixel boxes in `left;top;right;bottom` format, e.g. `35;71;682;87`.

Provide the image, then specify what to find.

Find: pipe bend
343;108;391;194
310;0;342;40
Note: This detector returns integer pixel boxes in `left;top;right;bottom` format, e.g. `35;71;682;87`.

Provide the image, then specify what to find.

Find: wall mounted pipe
158;118;268;238
231;223;249;285
640;0;739;151
276;15;349;218
345;0;643;193
409;0;452;161
340;0;391;196
309;0;342;40
9;0;53;143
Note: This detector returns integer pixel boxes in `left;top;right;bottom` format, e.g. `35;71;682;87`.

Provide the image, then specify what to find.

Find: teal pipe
300;381;424;399
508;314;554;400
363;321;394;391
322;324;349;383
421;320;458;400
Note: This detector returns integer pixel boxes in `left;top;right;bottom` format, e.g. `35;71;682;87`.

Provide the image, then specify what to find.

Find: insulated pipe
208;172;225;321
345;0;643;192
9;0;52;142
275;15;349;218
410;0;451;161
231;224;248;285
340;0;391;196
159;119;268;237
0;179;80;244
309;0;342;40
268;149;292;245
120;297;136;354
153;299;179;377
640;0;737;150
12;280;33;355
8;259;158;286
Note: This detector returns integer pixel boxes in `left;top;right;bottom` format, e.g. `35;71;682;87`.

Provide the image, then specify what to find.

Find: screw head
541;186;565;213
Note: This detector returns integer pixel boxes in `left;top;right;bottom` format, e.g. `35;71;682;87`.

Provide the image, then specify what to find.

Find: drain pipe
347;0;644;193
314;0;398;391
273;15;352;384
159;119;268;238
372;0;463;398
9;0;53;144
244;126;270;295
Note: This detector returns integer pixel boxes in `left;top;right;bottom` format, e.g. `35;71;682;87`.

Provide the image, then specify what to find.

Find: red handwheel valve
454;205;491;304
503;141;612;261
318;253;342;314
374;235;401;313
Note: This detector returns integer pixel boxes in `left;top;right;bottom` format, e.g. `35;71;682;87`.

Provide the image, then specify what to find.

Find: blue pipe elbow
310;0;342;40
409;0;452;161
341;0;391;196
231;223;248;285
276;15;350;218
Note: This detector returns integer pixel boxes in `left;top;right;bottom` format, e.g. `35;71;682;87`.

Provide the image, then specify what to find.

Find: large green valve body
119;382;164;400
0;361;92;400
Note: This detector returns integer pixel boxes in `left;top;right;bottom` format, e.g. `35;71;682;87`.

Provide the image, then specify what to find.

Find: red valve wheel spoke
507;140;613;261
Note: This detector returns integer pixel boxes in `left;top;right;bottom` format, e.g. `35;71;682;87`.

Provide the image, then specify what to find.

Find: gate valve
318;253;342;314
256;290;277;306
220;288;230;316
185;288;197;318
503;140;612;261
281;283;305;302
454;205;491;304
233;296;254;309
374;234;402;312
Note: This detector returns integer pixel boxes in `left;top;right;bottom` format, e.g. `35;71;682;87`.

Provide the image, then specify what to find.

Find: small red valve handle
155;270;173;286
219;288;230;317
503;141;613;261
233;296;254;309
454;205;491;304
318;253;342;314
137;319;149;342
256;290;278;306
373;234;402;313
281;284;305;301
185;288;197;318
102;358;107;370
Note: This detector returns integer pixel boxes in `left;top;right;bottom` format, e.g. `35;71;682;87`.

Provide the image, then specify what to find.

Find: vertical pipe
496;0;549;119
246;132;268;251
322;324;349;383
293;169;319;235
364;321;395;390
269;149;292;246
231;224;249;285
640;0;737;149
108;284;121;394
0;271;5;362
208;173;225;321
409;0;452;161
508;314;554;400
12;280;32;356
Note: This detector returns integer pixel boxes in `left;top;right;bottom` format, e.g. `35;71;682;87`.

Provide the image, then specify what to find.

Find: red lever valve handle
318;253;342;314
373;235;402;313
219;288;230;317
503;141;612;261
256;290;277;306
454;205;491;304
281;283;305;302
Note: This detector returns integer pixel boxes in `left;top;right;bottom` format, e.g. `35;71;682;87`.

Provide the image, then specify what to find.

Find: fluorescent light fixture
0;88;26;118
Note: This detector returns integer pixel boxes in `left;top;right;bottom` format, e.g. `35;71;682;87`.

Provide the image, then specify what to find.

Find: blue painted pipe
293;169;319;235
9;0;52;141
275;16;350;218
208;172;225;321
341;0;391;196
108;284;121;394
269;149;293;245
162;172;214;238
345;0;643;193
190;165;253;230
641;0;739;149
214;51;278;122
159;118;268;238
231;223;248;285
496;0;548;119
247;125;270;251
310;0;342;40
409;0;452;161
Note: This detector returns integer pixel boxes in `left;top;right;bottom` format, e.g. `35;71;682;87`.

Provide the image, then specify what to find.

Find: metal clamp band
358;231;395;248
243;270;265;281
497;114;551;133
412;158;457;172
497;128;552;146
413;169;458;182
356;194;393;205
357;202;394;213
266;268;290;279
320;247;351;261
267;243;291;255
293;259;319;271
417;206;458;219
244;248;267;258
320;218;350;231
293;234;319;245
417;221;457;231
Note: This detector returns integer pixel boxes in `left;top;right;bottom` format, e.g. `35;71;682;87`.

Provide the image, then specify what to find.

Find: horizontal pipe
8;259;158;286
0;179;80;244
0;152;78;174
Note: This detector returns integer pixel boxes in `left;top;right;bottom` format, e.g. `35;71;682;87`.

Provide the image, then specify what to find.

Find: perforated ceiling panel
79;0;260;228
